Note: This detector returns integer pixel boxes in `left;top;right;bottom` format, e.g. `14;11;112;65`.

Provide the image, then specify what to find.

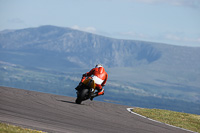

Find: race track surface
0;86;191;133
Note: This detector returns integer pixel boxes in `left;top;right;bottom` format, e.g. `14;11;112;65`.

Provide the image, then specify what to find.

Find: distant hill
0;25;200;114
1;25;199;69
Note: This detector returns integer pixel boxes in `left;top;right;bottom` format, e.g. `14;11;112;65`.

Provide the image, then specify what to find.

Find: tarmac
0;86;191;133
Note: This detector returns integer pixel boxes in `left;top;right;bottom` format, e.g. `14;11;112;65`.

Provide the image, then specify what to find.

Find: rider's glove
82;73;87;77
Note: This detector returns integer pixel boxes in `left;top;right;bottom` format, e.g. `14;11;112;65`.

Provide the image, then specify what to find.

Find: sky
0;0;200;47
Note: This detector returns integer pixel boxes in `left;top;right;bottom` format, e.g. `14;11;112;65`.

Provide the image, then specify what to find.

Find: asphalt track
0;86;192;133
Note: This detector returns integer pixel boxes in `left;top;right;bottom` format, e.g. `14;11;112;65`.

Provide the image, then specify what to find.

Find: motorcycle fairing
82;78;96;89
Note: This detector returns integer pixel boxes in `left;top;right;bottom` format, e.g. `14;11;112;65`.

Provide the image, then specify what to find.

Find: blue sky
0;0;200;47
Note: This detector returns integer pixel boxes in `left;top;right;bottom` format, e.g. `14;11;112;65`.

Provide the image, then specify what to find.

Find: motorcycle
75;77;96;104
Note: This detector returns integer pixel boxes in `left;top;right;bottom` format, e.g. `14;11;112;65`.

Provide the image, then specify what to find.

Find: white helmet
95;64;103;68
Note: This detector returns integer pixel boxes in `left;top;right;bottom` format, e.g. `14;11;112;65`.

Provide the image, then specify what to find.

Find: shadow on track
56;99;77;104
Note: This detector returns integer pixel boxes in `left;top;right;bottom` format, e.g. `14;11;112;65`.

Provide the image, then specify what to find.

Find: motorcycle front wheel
75;89;89;104
75;98;82;104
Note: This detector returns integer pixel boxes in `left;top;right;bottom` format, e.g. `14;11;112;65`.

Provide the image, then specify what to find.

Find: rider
75;64;108;100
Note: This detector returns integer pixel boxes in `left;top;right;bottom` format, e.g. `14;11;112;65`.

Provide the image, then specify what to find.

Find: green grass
133;108;200;133
0;123;46;133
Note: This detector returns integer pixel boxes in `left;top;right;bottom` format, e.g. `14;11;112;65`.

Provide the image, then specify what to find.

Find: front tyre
80;89;89;100
75;89;89;104
75;98;82;104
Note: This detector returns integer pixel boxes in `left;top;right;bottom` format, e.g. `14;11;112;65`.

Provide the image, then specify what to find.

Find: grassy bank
132;108;200;132
0;123;46;133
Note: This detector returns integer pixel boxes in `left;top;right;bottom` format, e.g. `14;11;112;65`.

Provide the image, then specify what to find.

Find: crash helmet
95;64;103;68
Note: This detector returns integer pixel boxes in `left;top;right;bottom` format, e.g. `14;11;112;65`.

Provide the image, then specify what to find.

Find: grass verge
132;108;200;133
0;123;46;133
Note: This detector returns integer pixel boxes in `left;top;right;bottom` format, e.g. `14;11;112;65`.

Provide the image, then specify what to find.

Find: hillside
0;25;200;114
1;25;199;69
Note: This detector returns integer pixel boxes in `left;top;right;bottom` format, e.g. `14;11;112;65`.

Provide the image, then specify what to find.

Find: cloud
128;0;200;8
4;18;28;30
162;33;200;46
7;18;25;24
119;31;150;40
118;31;200;46
165;34;181;41
165;34;200;44
71;25;97;33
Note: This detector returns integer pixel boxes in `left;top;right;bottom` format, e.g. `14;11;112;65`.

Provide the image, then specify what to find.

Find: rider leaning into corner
75;64;108;100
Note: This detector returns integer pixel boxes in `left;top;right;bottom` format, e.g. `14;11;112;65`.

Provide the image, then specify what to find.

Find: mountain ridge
1;25;199;69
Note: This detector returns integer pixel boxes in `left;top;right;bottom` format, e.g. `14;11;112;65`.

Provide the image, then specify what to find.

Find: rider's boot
90;92;98;101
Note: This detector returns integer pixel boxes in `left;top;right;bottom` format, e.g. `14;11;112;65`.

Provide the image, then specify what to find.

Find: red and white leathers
81;66;108;96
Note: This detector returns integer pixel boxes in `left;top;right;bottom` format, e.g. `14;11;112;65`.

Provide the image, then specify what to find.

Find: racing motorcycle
75;77;96;104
